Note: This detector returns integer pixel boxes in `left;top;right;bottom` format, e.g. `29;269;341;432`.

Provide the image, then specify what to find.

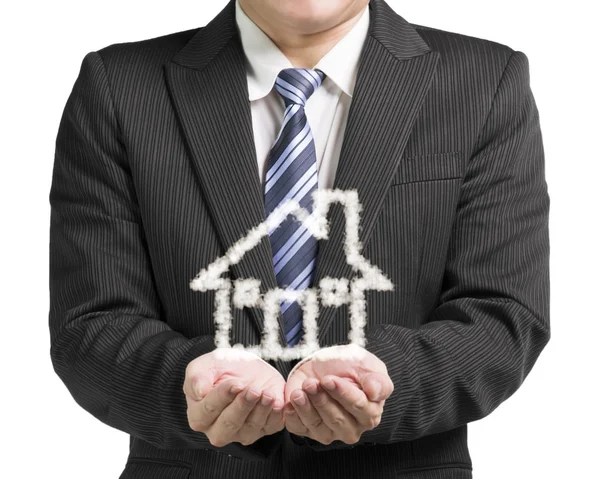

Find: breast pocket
390;151;463;185
367;151;465;327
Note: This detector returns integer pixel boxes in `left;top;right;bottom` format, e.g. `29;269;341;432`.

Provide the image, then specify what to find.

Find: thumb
187;368;218;401
359;372;393;402
192;376;214;400
285;369;309;403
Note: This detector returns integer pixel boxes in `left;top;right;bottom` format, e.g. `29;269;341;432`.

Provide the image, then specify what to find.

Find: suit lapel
164;0;440;356
312;0;440;343
164;0;287;348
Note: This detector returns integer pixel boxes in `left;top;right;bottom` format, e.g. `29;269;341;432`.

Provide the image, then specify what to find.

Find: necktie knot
274;68;326;107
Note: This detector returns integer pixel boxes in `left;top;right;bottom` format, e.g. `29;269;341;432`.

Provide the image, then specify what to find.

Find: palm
184;349;287;447
217;360;285;390
195;351;286;396
285;356;362;401
284;345;389;402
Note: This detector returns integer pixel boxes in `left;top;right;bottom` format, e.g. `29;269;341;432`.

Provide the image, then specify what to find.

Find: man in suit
48;0;551;477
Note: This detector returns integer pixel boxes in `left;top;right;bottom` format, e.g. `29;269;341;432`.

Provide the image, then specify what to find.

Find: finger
210;385;261;441
321;375;383;428
249;392;276;427
264;402;284;435
290;386;334;444
184;367;218;401
284;369;309;403
188;379;245;431
283;401;310;437
302;378;359;443
358;372;394;402
259;384;285;436
237;392;275;445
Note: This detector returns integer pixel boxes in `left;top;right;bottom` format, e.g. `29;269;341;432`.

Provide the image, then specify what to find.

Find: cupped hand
183;348;286;447
283;344;394;445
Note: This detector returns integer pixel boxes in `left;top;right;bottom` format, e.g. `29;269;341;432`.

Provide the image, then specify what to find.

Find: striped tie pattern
264;67;326;346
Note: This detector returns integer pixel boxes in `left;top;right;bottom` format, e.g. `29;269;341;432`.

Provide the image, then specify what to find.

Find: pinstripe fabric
48;0;550;477
265;67;326;346
119;460;191;479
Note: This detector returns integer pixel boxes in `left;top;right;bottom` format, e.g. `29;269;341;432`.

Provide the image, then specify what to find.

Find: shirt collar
235;0;370;101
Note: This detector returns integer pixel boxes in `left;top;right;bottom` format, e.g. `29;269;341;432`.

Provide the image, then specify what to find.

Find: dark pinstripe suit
48;0;551;477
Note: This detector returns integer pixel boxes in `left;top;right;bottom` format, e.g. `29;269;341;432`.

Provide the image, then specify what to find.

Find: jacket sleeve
304;49;551;450
48;51;279;459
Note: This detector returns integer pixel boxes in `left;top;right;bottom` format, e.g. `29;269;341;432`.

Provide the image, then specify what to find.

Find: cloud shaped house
189;188;394;361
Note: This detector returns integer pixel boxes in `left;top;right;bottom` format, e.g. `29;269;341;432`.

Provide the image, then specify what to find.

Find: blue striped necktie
264;67;326;347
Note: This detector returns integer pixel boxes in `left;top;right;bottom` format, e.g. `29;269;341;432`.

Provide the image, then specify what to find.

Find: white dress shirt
234;0;370;190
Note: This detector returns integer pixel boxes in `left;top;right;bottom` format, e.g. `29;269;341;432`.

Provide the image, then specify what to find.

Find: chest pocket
390;151;463;185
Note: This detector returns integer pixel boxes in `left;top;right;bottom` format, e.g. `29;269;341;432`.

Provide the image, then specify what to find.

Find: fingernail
293;392;306;406
260;394;274;406
304;380;319;395
230;383;244;394
284;404;296;415
245;388;260;401
194;381;205;398
322;378;335;391
371;382;382;401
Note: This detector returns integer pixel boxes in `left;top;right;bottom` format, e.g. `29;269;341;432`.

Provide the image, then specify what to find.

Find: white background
1;0;598;477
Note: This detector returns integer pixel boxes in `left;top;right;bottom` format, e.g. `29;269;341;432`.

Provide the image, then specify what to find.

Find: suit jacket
48;0;551;477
